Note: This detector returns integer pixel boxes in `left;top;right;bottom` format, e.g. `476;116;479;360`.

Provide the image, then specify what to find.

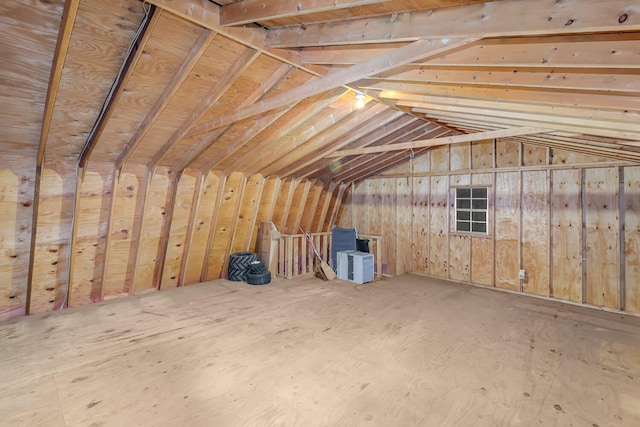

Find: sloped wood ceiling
12;0;639;184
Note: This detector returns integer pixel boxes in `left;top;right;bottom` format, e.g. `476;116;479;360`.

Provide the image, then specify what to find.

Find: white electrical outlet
519;269;526;280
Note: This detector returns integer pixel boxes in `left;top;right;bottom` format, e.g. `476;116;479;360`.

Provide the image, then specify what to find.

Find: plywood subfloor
1;274;639;426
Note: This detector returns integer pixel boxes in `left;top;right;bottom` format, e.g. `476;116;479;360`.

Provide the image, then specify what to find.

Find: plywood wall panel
271;178;295;233
284;179;310;235
30;244;67;314
349;182;367;234
249;177;280;252
551;150;611;166
396;177;412;275
471;139;494;169
69;164;113;306
471;173;493;286
336;184;354;229
471;237;493;286
103;169;142;297
411;177;430;274
333;183;350;228
449;235;470;282
624;166;640;313
431;146;449;173
0;167;34;320
380;178;396;275
496;139;520;168
585;167;620;309
205;172;244;281
523;144;548;167
132;169;171;294
30;165;75;314
449;142;470;170
365;180;381;236
412;151;430;174
311;182;336;233
230;174;264;253
550;169;582;302
183;172;221;285
323;182;347;232
161;173;197;289
300;180;323;234
495;172;520;291
429;176;448;278
522;171;550;296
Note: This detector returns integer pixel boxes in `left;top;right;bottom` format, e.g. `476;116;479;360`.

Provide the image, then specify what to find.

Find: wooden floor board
1;274;639;426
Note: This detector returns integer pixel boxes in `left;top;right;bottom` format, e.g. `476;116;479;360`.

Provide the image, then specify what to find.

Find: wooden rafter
187;37;478;136
79;7;161;171
391;95;640;128
298;115;424;179
244;91;364;175
365;69;640;94
327;127;554;157
220;0;391;26
27;0;81;315
328;127;451;182
145;0;267;48
414;108;640;142
221;88;349;175
147;47;260;170
276;108;407;178
265;0;640;47
368;83;640;112
144;0;324;79
173;63;296;172
37;0;80;166
116;29;216;172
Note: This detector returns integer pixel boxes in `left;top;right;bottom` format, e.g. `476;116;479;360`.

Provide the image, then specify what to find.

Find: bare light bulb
355;92;366;109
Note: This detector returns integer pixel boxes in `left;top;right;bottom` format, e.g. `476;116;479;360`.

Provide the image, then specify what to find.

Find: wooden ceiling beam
409;33;640;70
220;0;391;26
415;108;640;142
276;107;406;178
258;100;393;177
224;88;349;175
362;82;640;112
79;8;161;170
265;0;640;47
327;127;554;157
295;43;409;65
173;63;296;172
504;136;640;163
365;69;640;95
145;0;326;80
295;114;419;179
408;103;640;139
388;94;640;125
328;127;452;182
304;117;430;180
37;0;81;166
145;0;266;48
147;47;260;170
116;29;216;173
186;37;477;136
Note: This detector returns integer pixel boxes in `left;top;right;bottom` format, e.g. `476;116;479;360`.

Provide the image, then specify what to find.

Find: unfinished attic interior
2;0;640;424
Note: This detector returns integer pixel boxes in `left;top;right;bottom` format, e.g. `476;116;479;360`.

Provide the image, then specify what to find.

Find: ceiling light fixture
355;92;366;109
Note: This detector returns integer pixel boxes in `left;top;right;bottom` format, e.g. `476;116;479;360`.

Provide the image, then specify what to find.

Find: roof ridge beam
265;0;640;48
220;0;391;27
